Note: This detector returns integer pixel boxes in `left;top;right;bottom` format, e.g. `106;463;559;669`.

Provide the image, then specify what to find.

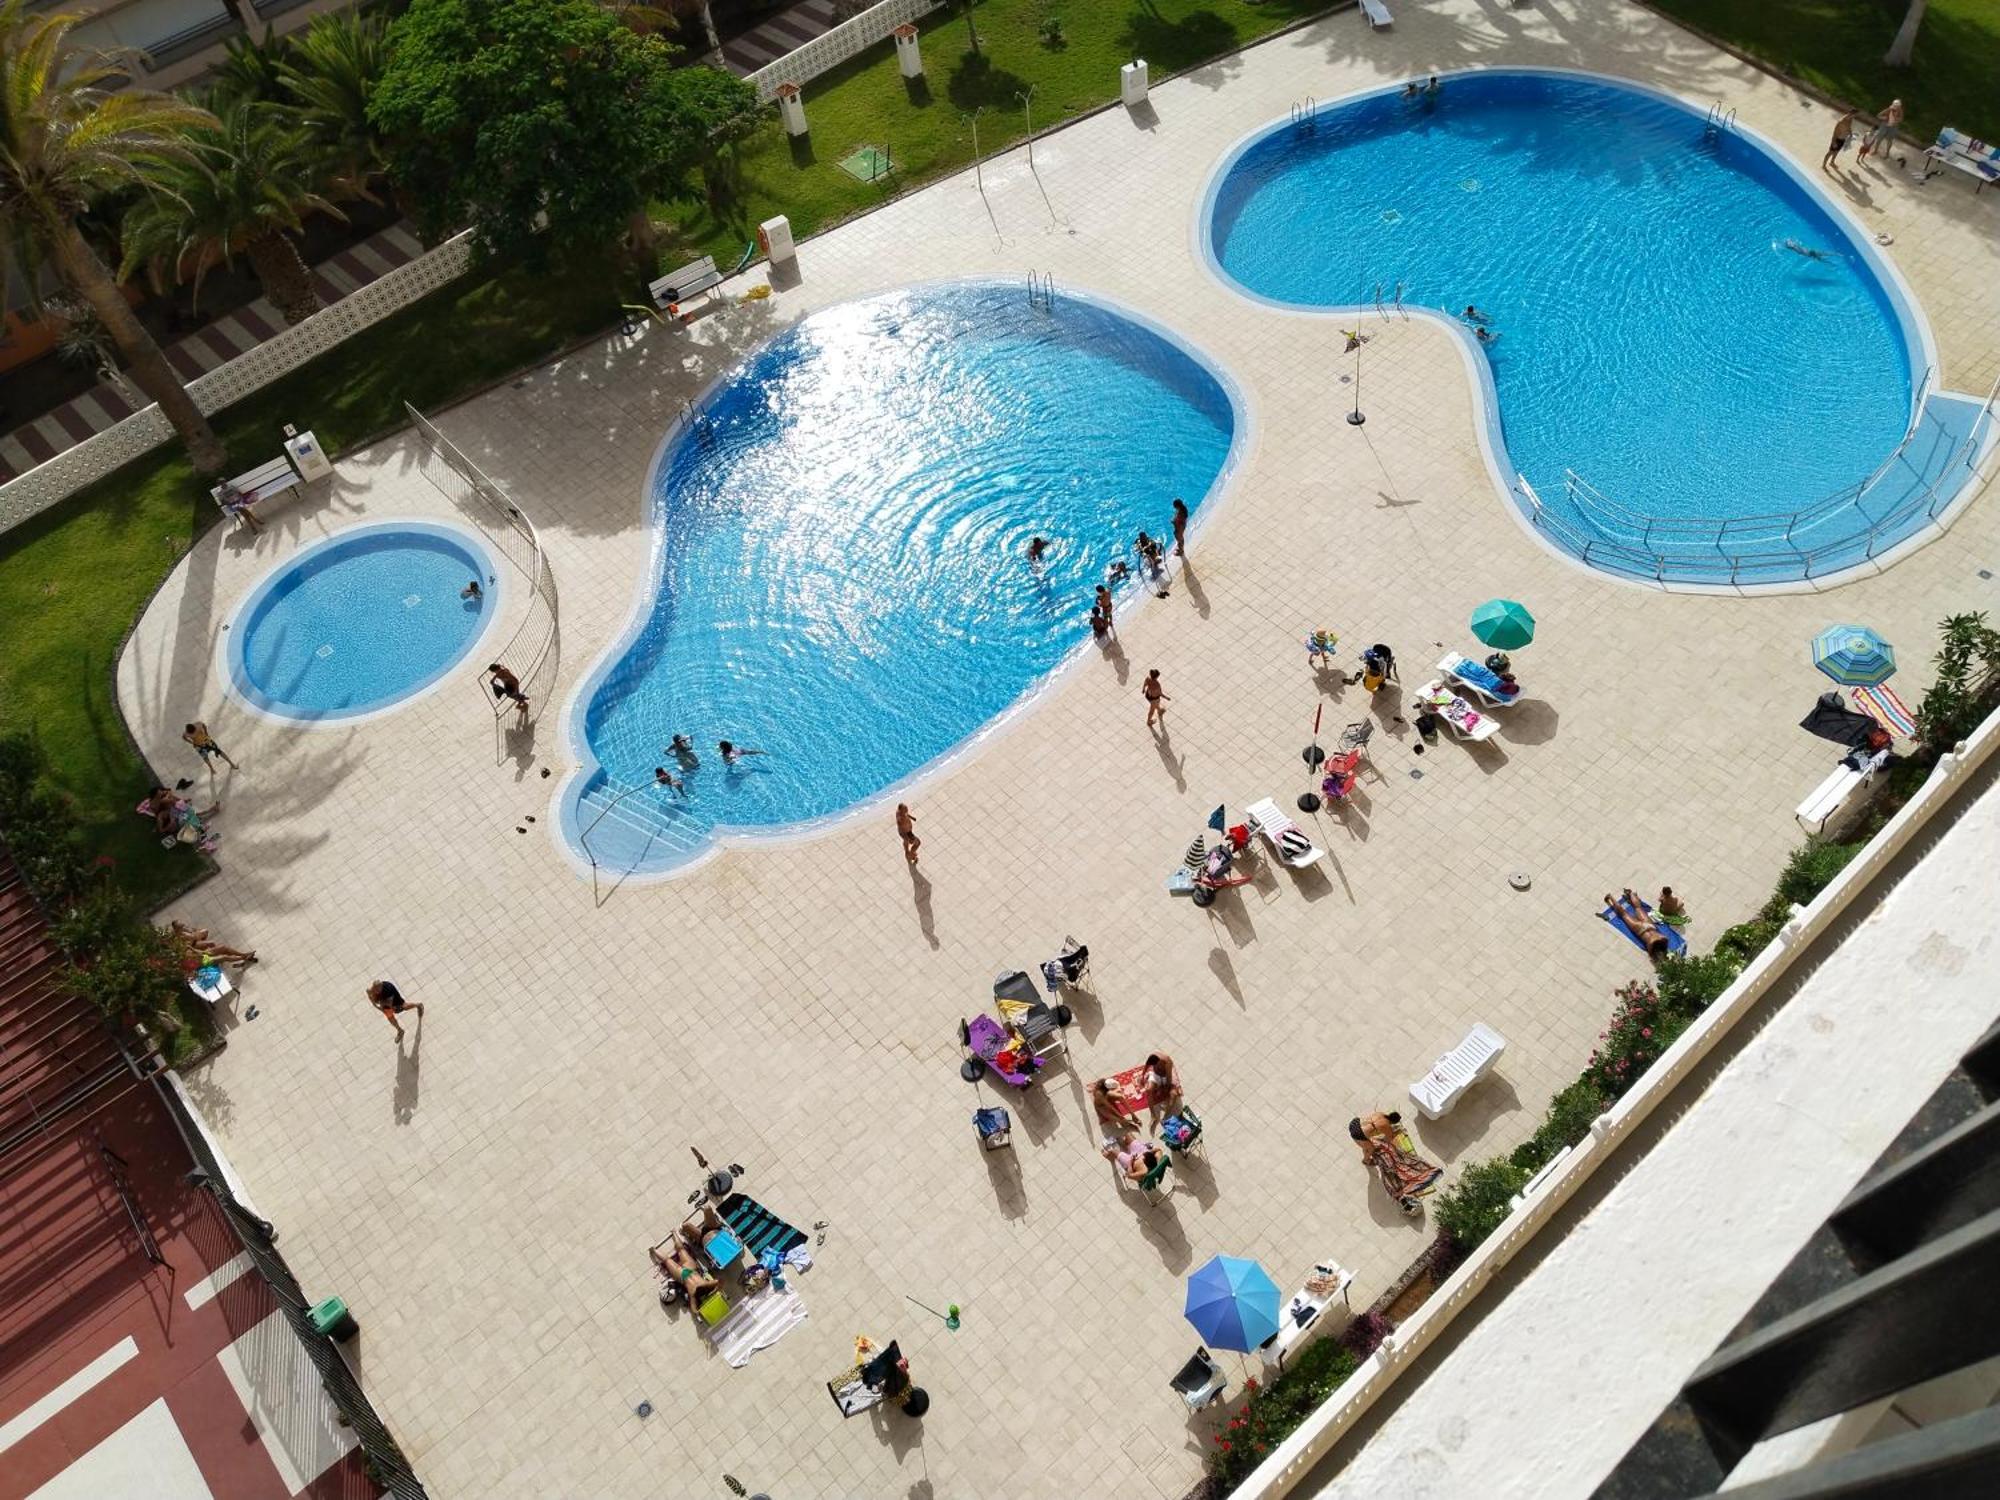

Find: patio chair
1162;1106;1205;1161
1359;0;1392;31
973;1106;1012;1151
1245;797;1326;868
1437;651;1522;709
1409;1023;1507;1120
1040;935;1090;992
1412;682;1501;742
1920;128;2000;194
1127;1151;1173;1205
993;969;1071;1061
960;1012;1040;1087
1170;1347;1227;1412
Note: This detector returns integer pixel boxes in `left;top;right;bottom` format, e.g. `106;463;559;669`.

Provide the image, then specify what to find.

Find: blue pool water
226;520;497;723
1203;70;1982;584
562;283;1239;874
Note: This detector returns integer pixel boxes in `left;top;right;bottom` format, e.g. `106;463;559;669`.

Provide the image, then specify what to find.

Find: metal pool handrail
405;402;561;721
1522;369;1994;588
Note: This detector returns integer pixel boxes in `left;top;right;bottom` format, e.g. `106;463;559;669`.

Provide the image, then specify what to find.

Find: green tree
369;0;760;263
119;96;341;326
278;10;392;204
0;0;226;473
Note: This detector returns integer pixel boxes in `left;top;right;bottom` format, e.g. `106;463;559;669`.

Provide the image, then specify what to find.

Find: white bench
1359;0;1392;29
1409;1023;1506;1120
1921;128;2000;194
212;455;301;527
649;255;723;312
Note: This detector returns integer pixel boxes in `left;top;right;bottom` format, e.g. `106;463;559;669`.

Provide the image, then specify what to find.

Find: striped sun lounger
1852;684;1917;739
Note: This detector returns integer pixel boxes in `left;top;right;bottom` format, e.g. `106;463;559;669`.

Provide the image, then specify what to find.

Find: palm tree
121;97;341;326
277;11;390;203
1883;0;1927;67
0;0;225;473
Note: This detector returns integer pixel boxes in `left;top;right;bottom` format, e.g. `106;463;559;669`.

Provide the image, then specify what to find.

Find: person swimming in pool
1783;238;1833;262
1474;326;1498;344
1462;305;1490;324
653;766;687;797
718;740;767;766
1026;536;1049;565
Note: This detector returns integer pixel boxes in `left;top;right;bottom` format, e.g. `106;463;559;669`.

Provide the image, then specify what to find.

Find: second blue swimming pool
1204;70;1990;585
561;283;1240;874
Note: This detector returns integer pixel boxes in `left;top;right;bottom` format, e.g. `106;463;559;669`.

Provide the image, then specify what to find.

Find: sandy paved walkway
118;4;2000;1496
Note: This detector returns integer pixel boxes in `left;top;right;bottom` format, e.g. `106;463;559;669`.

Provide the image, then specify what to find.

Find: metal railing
155;1073;428;1498
405;403;561;723
1519;372;1998;587
1234;700;2000;1500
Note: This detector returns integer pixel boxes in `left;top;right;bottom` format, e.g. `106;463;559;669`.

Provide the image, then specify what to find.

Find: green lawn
0;251;622;910
1649;0;2000;145
674;0;1334;258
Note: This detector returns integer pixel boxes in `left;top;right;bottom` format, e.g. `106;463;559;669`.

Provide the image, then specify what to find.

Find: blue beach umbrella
1470;598;1536;650
1184;1254;1282;1353
1811;625;1896;687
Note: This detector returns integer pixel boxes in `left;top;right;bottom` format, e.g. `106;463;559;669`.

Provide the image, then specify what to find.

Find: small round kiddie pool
223;519;500;725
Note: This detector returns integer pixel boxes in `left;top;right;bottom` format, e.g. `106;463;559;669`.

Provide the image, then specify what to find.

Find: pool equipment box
759;216;795;265
283;426;333;482
1121;59;1149;108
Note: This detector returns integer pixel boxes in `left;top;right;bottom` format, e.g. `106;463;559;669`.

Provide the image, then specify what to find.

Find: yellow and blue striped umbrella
1811;625;1896;687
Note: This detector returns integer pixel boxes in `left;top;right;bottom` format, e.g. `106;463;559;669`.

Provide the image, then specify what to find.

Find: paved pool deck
116;3;2000;1497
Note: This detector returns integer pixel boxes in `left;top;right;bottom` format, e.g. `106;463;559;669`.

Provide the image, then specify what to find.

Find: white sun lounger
1436;652;1522;710
1245;797;1326;869
1921;128;2000;195
1359;0;1392;29
1409;1023;1507;1120
1413;681;1502;742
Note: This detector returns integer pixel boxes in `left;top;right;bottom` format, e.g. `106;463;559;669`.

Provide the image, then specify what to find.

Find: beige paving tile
116;4;2000;1497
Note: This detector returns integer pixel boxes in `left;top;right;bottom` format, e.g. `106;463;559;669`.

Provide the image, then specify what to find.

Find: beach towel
1800;692;1879;750
966;1013;1038;1086
1852;683;1917;739
718;1193;808;1260
1600;899;1687;956
706;1284;807;1368
1101;1064;1152;1117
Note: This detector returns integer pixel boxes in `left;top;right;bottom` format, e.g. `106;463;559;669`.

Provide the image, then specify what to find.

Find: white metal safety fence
746;0;943;100
0;230;477;535
1232;699;2000;1500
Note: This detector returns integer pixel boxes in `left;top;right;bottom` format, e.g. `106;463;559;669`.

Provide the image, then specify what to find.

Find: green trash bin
310;1296;359;1341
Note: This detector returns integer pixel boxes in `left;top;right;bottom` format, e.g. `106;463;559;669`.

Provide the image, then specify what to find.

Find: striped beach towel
1852;684;1917;739
706;1284;808;1368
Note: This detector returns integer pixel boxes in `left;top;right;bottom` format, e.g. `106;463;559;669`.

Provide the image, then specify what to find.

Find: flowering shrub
1583;981;1695;1102
1207;1338;1360;1491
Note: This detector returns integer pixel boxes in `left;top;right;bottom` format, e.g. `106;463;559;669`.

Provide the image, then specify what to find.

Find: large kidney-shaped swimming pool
1203;69;1993;586
559;282;1240;876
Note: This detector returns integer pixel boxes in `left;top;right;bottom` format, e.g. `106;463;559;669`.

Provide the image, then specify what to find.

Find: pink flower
1641;1028;1652;1038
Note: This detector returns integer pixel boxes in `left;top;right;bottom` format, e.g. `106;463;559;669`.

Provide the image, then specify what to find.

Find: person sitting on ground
1144;1052;1184;1121
487;663;529;726
1604;888;1672;960
668;734;700;768
651;1229;721;1306
1349;1111;1443;1214
718;740;766;766
1102;1130;1167;1186
1657;886;1689;927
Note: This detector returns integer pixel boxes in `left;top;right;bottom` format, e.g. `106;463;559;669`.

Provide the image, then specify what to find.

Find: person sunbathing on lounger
1103;1130;1166;1186
1605;888;1671;960
651;1230;720;1305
